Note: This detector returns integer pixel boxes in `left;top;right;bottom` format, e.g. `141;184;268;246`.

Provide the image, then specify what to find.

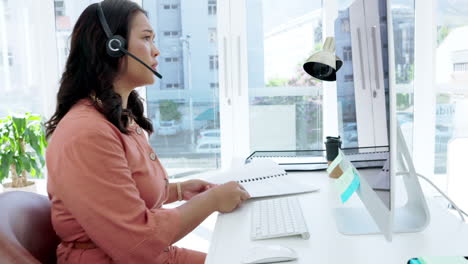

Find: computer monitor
332;0;429;241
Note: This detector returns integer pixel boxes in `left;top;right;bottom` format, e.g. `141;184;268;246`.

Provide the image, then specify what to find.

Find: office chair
0;191;60;264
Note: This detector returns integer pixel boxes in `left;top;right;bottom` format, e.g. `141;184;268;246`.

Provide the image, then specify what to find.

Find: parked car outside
197;129;220;143
157;120;181;136
195;138;221;153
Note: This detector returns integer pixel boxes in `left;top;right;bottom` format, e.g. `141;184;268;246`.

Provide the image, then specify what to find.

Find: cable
119;47;163;79
397;171;467;221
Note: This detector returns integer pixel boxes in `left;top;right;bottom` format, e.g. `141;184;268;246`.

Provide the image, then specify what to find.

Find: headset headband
97;2;113;39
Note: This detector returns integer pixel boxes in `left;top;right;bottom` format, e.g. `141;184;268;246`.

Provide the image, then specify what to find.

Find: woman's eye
144;36;151;41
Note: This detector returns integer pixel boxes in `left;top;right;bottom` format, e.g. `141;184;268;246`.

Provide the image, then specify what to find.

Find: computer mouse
242;245;298;264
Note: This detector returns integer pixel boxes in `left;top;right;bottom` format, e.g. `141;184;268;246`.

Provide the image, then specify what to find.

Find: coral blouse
46;99;181;263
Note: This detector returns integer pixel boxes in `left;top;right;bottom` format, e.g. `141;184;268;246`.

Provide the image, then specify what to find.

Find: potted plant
0;113;47;192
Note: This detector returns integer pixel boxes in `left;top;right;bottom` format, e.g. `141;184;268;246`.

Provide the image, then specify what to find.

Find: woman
45;1;250;263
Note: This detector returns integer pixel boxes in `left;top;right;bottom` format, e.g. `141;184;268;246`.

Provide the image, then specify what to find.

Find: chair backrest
0;191;60;264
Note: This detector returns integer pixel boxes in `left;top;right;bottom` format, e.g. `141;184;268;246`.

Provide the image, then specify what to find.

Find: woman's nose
152;45;160;58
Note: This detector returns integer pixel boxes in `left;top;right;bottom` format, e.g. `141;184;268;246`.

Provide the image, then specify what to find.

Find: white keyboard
250;196;310;240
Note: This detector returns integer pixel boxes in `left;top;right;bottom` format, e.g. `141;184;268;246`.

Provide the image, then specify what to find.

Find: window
1;0;59;122
340;18;350;32
54;0;65;17
209;55;218;70
434;0;468;176
343;46;352;61
162;83;182;90
344;74;354;82
246;0;324;152
162;4;178;10
0;51;13;66
163;31;180;37
164;57;180;62
208;28;217;43
144;0;221;177
208;0;217;15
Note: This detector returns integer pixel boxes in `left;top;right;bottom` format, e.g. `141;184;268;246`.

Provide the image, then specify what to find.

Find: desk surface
206;171;468;264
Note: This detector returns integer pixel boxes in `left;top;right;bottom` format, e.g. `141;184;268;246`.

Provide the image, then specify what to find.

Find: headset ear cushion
106;35;127;58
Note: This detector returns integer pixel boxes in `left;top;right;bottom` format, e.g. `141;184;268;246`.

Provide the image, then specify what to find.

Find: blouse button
136;127;142;135
150;152;156;161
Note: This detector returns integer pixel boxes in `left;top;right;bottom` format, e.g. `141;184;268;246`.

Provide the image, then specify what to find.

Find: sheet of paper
207;159;319;198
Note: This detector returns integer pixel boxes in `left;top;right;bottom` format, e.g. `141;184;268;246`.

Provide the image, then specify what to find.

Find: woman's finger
238;184;247;192
241;190;250;201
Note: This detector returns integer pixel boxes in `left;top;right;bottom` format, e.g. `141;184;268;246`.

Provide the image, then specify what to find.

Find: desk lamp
303;37;343;81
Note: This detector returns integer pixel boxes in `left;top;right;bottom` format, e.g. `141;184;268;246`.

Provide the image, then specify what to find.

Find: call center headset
96;2;162;79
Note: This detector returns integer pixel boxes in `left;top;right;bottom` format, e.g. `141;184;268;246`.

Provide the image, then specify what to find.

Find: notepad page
207;159;319;198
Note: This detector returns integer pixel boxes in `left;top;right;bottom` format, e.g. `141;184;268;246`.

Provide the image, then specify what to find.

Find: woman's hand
181;179;217;200
210;181;250;213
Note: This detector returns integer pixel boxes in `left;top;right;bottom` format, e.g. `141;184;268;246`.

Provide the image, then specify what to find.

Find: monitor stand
333;125;430;241
392;124;430;233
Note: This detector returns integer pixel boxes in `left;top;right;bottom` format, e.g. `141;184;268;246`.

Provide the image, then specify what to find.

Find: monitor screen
334;0;390;209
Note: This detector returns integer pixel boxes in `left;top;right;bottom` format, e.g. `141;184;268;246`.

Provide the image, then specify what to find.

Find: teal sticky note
419;256;468;264
327;150;343;174
340;170;360;203
334;167;354;193
409;259;422;264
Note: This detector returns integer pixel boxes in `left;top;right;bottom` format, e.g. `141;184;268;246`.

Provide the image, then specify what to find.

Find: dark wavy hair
45;0;153;139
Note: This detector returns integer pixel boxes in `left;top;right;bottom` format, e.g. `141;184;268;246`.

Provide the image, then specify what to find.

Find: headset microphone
97;2;162;79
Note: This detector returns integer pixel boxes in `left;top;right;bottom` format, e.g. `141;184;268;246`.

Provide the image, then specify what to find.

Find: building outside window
208;28;217;43
208;0;216;15
209;55;218;70
54;0;65;16
343;46;352;61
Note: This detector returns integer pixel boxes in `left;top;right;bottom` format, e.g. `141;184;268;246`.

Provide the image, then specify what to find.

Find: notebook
207;159;320;198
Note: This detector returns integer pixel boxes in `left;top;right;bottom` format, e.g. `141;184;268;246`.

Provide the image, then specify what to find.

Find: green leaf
40;132;48;149
12;116;27;137
27;115;41;122
29;157;40;178
20;155;31;173
13;156;23;176
0;152;12;182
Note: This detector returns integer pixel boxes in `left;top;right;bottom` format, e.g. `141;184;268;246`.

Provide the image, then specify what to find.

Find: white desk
206;171;468;264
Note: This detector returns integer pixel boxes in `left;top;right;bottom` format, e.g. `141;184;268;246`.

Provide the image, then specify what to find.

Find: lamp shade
303;37;343;81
